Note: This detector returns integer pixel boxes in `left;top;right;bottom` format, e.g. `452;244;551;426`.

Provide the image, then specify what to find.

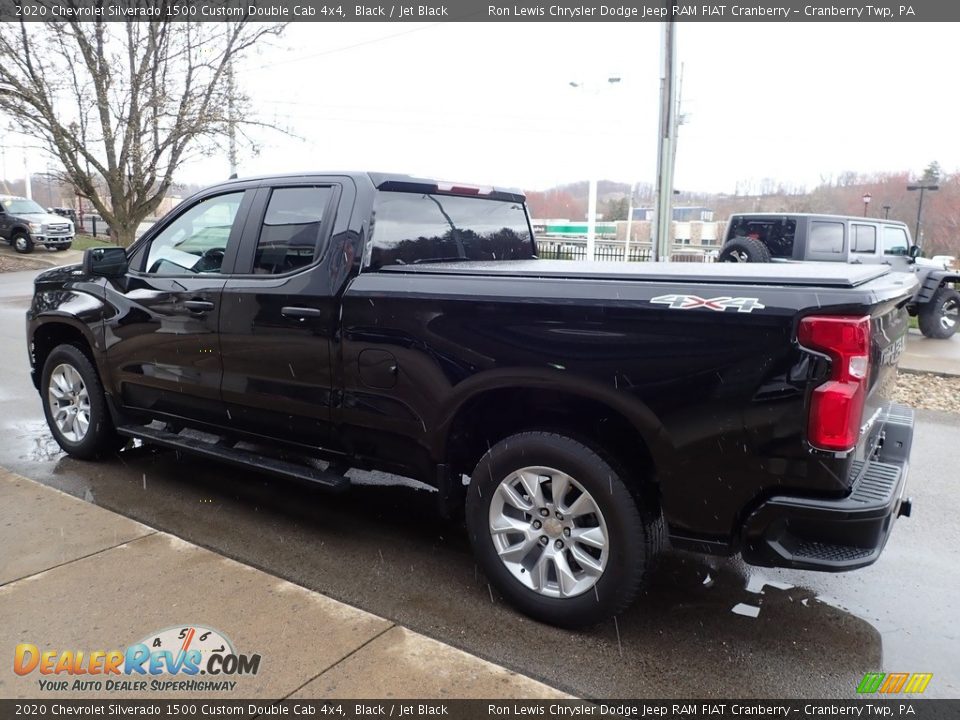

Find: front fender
27;277;109;386
914;269;960;303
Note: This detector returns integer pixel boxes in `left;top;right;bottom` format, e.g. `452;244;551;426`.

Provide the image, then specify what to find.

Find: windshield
1;198;47;215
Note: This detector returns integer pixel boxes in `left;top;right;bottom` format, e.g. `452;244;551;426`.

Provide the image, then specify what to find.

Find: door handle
281;306;323;320
184;299;215;313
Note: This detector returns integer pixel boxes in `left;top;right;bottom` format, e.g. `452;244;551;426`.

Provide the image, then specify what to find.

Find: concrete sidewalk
0;469;569;700
902;329;960;376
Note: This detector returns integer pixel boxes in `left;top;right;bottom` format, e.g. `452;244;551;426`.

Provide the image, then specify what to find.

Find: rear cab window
368;191;534;269
726;217;796;258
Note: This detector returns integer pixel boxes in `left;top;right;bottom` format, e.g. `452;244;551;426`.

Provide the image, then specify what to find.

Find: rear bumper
741;404;914;571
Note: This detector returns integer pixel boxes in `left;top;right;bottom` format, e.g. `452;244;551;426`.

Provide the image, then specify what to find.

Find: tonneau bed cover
382;260;891;289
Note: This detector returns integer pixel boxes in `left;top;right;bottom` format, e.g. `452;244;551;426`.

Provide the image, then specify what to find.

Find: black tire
55;243;72;252
718;237;772;263
918;286;960;339
41;344;124;460
12;231;34;254
465;431;660;628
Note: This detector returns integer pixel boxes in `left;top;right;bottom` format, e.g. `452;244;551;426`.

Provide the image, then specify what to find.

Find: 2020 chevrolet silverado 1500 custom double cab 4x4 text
27;173;917;627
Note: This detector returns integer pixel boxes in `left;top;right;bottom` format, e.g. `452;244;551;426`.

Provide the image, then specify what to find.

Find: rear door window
851;224;877;254
369;191;533;269
809;221;845;255
252;187;333;275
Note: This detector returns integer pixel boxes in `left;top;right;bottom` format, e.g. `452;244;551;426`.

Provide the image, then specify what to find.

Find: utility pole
23;154;31;200
653;19;678;262
624;182;635;261
226;60;238;177
907;183;938;247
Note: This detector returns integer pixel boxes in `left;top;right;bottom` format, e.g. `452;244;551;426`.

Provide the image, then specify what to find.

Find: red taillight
797;315;871;452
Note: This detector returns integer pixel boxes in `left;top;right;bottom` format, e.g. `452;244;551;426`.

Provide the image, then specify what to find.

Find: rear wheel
465;431;659;628
13;232;34;254
918;286;960;339
41;344;124;459
718;237;772;263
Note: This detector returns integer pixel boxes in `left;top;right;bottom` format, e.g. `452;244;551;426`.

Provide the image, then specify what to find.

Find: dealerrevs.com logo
14;625;261;693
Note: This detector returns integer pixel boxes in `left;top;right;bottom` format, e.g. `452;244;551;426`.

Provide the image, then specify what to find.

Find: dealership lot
1;267;957;699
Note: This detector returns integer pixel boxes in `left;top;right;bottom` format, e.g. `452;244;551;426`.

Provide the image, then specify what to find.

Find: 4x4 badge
651;294;766;313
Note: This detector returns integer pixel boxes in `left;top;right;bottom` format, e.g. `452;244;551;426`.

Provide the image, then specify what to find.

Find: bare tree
0;17;286;246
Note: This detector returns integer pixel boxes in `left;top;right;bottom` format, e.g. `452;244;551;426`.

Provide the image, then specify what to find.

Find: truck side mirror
908;245;921;259
83;246;128;277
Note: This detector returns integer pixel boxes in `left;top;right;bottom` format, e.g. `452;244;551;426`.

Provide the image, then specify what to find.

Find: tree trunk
112;224;138;248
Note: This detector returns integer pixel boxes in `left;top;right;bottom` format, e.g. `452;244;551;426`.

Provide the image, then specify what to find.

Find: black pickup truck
27;173;917;627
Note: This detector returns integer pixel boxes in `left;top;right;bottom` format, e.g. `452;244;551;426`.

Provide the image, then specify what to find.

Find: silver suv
720;213;959;339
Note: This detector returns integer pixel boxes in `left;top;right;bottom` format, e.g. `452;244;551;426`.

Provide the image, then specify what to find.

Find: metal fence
535;239;714;264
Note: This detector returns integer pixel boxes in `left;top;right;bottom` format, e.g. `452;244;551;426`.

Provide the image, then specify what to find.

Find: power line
251;24;444;71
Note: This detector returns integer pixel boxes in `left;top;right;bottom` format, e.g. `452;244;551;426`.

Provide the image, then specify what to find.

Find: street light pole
569;77;622;262
653;18;678;262
862;192;872;217
624;182;636;261
906;183;939;247
882;205;891;219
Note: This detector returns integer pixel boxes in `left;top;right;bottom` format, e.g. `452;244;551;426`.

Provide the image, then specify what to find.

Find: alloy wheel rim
940;299;958;331
488;466;609;599
47;363;91;442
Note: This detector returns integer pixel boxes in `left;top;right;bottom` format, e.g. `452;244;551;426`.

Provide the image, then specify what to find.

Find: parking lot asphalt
1;267;957;699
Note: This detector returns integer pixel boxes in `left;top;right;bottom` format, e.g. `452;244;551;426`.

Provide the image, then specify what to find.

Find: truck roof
208;171;526;202
730;212;908;227
382;259;902;289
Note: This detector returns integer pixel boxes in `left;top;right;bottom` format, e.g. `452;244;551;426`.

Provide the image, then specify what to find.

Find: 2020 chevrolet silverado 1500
27;173;917;627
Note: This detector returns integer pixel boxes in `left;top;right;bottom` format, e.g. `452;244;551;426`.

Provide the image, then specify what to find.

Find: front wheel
918;286;960;339
465;432;660;628
13;232;34;254
41;344;124;459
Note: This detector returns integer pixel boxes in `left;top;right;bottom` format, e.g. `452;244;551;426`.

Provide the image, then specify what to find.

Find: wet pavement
2;267;957;699
903;329;960;376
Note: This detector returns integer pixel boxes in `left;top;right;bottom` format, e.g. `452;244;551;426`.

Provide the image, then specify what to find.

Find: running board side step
116;425;350;493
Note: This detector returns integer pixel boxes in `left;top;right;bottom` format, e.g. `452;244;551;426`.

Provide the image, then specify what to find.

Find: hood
21;212;73;226
914;257;949;270
34;263;84;285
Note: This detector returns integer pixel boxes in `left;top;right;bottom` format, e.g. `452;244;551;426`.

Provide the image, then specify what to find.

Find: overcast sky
9;21;959;195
